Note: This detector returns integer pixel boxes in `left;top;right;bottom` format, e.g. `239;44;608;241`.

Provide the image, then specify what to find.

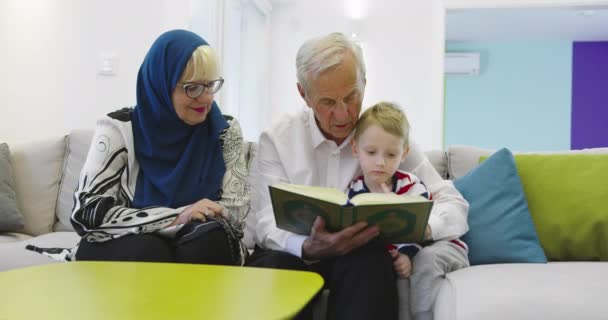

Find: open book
269;183;433;243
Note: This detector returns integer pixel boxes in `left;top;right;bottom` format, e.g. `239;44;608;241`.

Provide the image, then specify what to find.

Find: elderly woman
33;30;250;265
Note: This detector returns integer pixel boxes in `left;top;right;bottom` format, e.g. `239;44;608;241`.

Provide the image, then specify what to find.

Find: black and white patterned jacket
55;108;250;263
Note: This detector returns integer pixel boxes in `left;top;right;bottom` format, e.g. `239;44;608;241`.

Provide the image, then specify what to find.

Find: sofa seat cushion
434;262;608;320
0;232;32;243
0;232;80;271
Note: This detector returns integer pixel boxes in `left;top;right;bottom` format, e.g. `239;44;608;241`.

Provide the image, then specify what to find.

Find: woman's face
171;80;217;126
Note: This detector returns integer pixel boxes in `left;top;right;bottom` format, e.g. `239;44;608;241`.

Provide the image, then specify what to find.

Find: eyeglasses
179;78;224;98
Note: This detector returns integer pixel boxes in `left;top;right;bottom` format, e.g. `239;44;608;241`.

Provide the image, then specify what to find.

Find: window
190;0;271;142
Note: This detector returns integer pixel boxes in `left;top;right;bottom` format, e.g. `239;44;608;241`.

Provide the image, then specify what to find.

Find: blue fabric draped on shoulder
131;29;229;209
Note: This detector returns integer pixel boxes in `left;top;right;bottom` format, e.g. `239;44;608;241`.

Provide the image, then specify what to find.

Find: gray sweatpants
399;240;470;320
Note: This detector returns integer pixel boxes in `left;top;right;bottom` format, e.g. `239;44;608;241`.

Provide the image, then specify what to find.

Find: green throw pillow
511;154;608;261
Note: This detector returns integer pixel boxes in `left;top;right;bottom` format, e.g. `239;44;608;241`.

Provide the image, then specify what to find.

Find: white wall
444;0;608;8
6;0;602;147
0;0;189;144
267;0;608;150
236;1;271;141
217;0;272;142
268;0;446;150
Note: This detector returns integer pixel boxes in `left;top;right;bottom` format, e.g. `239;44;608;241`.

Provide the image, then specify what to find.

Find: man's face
299;53;365;145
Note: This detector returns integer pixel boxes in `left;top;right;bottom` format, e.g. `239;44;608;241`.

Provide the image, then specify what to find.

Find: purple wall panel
571;42;608;149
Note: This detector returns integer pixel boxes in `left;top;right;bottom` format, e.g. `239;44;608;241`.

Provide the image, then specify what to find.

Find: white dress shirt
244;107;469;257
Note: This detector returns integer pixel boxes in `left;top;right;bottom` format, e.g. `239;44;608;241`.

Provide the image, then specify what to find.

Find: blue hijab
131;30;228;209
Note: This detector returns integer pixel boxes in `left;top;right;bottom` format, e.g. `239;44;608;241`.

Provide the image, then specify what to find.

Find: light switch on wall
99;53;118;75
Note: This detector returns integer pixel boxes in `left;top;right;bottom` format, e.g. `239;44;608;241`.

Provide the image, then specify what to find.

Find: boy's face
351;125;408;189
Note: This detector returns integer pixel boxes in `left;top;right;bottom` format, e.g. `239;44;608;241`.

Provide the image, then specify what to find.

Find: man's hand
301;216;380;260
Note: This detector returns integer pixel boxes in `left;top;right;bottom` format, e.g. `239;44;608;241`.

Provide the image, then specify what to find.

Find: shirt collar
306;108;354;150
360;172;399;193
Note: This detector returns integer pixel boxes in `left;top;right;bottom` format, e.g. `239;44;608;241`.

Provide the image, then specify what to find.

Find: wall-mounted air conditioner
445;52;480;75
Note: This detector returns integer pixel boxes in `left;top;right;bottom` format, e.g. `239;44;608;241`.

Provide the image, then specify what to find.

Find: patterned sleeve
70;117;184;242
217;117;250;239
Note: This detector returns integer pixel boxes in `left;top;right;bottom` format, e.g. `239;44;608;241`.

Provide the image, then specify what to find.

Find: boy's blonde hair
179;45;219;82
354;101;410;146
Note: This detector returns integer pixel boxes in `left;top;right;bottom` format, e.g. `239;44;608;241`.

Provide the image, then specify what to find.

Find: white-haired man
246;32;470;320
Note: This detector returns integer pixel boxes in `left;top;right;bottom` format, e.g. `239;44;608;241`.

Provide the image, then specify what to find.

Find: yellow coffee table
0;261;323;320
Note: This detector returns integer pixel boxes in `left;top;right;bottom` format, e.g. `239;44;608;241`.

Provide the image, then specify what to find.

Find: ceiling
446;6;608;41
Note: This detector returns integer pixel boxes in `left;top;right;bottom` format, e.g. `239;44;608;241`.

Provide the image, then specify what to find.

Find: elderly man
246;32;469;320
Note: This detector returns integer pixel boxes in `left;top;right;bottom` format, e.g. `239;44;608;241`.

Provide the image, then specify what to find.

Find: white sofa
430;145;608;320
0;130;258;271
1;130;607;320
0;133;83;270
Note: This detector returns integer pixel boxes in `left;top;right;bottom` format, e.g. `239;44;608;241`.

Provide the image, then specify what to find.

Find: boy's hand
390;250;412;279
424;225;432;241
380;183;392;193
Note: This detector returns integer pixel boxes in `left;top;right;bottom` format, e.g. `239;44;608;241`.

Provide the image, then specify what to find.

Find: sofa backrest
54;130;95;231
8;126;449;237
53;130;261;233
425;149;448;179
447;144;608;180
448;144;608;262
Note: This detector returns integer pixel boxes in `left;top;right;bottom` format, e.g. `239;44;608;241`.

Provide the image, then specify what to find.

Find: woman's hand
170;199;224;226
390;250;413;279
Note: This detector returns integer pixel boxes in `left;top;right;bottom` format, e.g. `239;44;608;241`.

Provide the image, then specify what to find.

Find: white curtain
190;0;271;142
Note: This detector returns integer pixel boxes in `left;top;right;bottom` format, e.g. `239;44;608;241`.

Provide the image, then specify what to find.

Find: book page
273;183;349;205
350;192;428;206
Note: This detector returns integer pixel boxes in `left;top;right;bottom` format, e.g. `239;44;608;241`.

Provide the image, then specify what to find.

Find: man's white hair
296;32;366;94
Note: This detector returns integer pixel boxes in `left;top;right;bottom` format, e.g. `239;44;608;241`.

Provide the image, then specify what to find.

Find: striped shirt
347;170;467;257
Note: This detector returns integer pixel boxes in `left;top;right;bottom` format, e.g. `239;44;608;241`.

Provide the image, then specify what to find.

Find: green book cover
269;183;433;243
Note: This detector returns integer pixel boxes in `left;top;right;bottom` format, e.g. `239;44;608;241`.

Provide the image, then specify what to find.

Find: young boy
348;102;431;278
348;101;431;279
349;101;469;319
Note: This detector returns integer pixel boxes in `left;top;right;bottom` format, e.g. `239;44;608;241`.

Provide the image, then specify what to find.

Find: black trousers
76;222;234;265
246;241;398;320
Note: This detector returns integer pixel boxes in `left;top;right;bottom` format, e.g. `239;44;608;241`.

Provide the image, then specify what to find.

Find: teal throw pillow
454;148;547;265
